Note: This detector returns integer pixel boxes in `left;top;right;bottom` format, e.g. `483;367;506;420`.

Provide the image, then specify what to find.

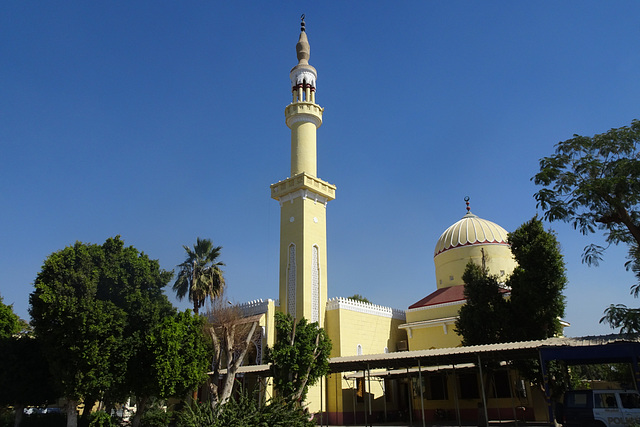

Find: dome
434;211;510;258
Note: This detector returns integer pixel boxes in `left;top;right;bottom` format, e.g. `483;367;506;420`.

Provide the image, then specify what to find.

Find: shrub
88;411;118;427
140;407;171;427
177;391;315;427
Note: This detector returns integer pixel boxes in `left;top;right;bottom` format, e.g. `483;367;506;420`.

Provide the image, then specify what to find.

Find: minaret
271;17;336;325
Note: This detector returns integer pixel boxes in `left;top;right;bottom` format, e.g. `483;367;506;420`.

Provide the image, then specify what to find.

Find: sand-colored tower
270;18;336;325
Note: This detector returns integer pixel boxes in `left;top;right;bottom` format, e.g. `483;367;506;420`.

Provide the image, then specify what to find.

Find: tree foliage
506;217;567;341
149;311;211;399
266;312;332;403
455;262;508;345
28;236;179;427
533;119;640;332
455;218;567;345
347;294;371;304
173;238;225;315
0;295;20;340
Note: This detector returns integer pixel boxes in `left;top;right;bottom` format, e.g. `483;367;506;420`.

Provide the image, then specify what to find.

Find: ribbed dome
434;211;510;257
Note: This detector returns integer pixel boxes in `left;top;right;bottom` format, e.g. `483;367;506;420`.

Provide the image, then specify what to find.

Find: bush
140;407;171;427
177;392;315;427
0;409;13;427
88;411;118;427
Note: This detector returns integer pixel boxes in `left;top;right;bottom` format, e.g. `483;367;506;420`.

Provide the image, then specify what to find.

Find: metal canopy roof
214;334;640;377
329;335;640;373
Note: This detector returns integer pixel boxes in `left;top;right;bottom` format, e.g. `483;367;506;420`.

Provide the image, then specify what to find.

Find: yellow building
236;19;553;425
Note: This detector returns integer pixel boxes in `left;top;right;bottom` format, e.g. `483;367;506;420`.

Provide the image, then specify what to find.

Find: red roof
408;285;466;309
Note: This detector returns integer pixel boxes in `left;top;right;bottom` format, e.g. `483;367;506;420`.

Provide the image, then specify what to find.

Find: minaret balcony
270;172;336;203
285;102;323;128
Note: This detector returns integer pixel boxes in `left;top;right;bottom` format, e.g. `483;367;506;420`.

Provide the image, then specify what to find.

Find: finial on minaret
296;15;310;65
465;196;471;213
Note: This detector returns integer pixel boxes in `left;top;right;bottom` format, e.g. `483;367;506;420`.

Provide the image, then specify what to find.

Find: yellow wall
325;300;407;418
434;244;516;289
326;303;406;357
277;195;329;325
290;120;318;176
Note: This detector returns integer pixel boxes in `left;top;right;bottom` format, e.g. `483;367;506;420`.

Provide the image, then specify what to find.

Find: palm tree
173;238;225;314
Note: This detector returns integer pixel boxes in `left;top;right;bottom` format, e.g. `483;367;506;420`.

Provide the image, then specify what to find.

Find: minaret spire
296;15;310;65
286;16;322;176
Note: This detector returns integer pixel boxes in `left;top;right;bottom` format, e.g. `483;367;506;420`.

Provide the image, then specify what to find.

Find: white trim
398;316;459;338
290;68;317;88
286;112;321;128
238;299;275;317
278;189;329;206
326;297;405;320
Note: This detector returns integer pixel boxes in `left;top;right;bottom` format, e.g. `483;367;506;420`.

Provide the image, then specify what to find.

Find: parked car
562;389;640;427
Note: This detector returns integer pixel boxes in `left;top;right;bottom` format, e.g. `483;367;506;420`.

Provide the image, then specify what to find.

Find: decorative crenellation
285;103;323;128
237;299;275;317
326;297;406;320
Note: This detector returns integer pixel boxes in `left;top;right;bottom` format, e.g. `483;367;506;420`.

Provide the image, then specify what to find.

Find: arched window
311;245;320;322
357;344;363;356
287;244;296;316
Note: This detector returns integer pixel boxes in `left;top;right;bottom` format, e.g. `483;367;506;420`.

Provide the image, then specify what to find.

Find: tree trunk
66;400;78;427
13;403;24;427
80;398;95;424
130;396;148;427
218;370;236;406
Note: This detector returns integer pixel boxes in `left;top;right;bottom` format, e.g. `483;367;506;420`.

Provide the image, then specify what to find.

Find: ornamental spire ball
465;196;471;213
296;14;310;65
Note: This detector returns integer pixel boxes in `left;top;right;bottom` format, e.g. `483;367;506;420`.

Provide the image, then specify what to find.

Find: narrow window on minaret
311;245;320;323
287;244;296;317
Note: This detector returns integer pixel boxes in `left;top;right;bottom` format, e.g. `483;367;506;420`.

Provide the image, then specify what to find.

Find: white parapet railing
326;297;405;321
237;299;278;317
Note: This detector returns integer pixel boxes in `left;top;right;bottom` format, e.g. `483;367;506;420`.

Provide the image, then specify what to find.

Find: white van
562;389;640;427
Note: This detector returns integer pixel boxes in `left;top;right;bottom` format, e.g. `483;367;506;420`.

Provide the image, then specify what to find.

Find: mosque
236;19;548;424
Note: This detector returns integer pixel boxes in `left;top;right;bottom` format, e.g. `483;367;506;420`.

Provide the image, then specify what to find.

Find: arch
311;244;320;322
287;243;296;317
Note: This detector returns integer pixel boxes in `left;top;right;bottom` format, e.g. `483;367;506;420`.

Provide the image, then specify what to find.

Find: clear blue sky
1;2;639;338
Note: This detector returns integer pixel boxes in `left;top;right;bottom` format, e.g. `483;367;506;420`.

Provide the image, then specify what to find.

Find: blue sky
1;2;639;338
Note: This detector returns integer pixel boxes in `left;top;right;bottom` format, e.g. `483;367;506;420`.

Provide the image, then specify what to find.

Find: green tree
533;119;640;332
28;237;175;427
0;295;20;339
505;217;567;341
29;241;126;427
455;262;508;345
348;294;371;304
149;311;211;399
266;312;332;403
173;238;225;315
455;218;567;345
